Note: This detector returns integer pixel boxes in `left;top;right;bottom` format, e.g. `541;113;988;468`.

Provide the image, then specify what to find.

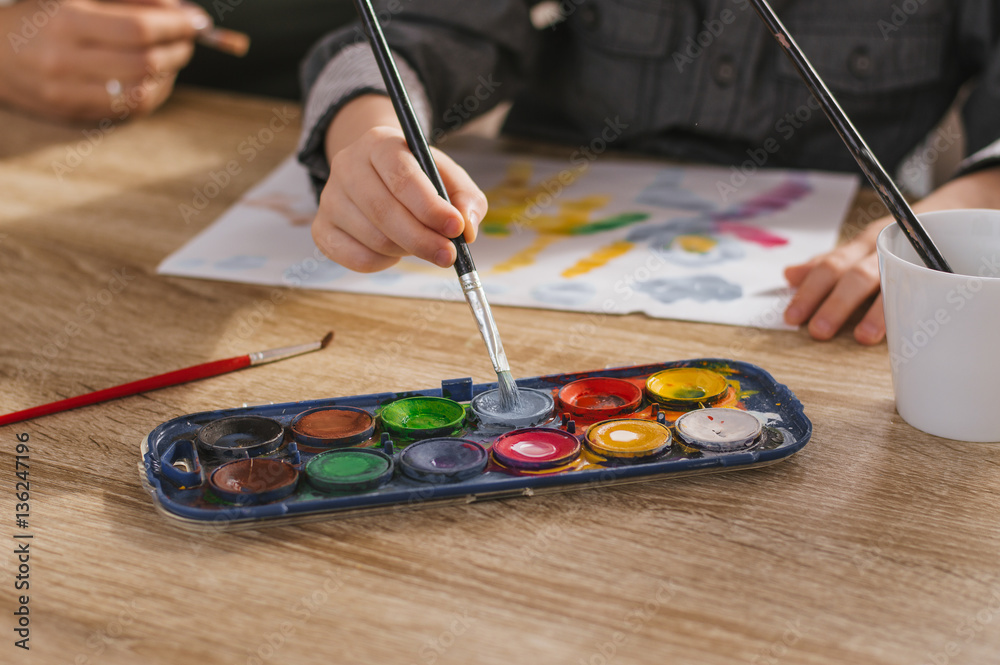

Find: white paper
159;145;858;329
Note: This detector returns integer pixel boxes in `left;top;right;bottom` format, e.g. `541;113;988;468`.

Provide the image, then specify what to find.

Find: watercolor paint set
139;359;811;530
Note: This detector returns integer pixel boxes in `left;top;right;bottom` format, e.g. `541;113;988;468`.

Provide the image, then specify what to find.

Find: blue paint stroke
282;259;346;285
369;271;404;286
532;282;597;307
637;275;743;304
635;169;716;211
627;217;715;245
482;281;509;297
215;255;267;271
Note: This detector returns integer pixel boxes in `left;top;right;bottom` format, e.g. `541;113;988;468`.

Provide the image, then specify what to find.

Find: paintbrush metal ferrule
459;271;511;374
249;338;329;366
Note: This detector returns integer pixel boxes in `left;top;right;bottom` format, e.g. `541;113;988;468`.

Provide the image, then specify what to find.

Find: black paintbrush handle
746;0;952;273
352;0;476;276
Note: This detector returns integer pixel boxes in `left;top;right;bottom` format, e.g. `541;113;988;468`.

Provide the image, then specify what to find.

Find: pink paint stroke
710;178;813;248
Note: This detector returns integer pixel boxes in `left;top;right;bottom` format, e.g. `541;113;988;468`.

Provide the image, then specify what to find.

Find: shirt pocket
561;0;688;132
774;22;946;95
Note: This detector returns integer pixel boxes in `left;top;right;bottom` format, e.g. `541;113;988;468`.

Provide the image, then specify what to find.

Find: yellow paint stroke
478;162;652;276
491;235;561;274
561;240;635;278
392;261;445;275
481;162;606;236
674;234;718;254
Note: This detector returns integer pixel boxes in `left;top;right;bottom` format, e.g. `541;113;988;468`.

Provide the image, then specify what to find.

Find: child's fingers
803;251;881;340
311;211;401;273
368;131;466;239
783;241;870;326
348;159;457;267
433;149;489;243
854;295;886;345
783;260;815;288
331;193;408;257
340;187;457;267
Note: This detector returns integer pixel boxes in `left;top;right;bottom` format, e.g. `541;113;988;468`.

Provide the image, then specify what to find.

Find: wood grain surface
1;88;998;665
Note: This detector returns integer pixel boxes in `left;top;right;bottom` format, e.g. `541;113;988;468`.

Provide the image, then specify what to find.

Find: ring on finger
105;79;126;111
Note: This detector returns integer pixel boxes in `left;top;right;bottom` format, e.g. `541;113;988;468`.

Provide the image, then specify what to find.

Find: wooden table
1;88;997;665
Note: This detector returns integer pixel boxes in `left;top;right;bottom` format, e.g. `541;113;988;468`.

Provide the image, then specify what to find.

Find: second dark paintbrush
747;0;952;273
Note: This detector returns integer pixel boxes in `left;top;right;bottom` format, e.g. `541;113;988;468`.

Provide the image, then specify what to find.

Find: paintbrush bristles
496;370;521;411
320;331;335;349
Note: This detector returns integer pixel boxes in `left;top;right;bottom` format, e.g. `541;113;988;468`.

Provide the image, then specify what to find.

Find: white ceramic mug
876;209;1000;443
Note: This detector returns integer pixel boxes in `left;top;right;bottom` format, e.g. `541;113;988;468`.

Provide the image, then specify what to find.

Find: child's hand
313;95;488;273
0;0;207;122
783;164;1000;344
783;218;889;345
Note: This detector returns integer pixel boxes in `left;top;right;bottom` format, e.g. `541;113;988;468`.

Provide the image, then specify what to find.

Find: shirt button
848;46;873;79
580;4;600;30
712;55;737;87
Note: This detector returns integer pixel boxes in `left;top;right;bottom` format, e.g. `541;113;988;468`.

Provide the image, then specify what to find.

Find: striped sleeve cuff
297;43;434;194
956;138;1000;178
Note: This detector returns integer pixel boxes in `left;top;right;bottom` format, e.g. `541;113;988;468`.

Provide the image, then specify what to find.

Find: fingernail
434;248;453;268
443;216;463;238
857;321;879;341
184;9;212;32
812;318;833;336
466;210;480;241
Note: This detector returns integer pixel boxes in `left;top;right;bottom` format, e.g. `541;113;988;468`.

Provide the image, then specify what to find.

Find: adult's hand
0;0;210;122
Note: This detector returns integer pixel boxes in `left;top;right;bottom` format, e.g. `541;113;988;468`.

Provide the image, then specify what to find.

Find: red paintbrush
0;331;335;427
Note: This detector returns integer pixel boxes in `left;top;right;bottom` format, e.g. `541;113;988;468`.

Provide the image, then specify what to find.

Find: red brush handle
0;355;251;427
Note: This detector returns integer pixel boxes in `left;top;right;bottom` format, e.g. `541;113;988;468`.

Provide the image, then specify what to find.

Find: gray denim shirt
298;0;1000;191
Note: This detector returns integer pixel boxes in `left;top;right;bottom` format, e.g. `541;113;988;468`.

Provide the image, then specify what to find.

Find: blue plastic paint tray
138;359;811;530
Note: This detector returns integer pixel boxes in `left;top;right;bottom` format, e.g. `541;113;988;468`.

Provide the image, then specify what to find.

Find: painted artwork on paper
158;141;858;329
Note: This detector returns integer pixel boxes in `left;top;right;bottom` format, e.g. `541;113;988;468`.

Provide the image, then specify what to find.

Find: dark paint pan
196;415;284;460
